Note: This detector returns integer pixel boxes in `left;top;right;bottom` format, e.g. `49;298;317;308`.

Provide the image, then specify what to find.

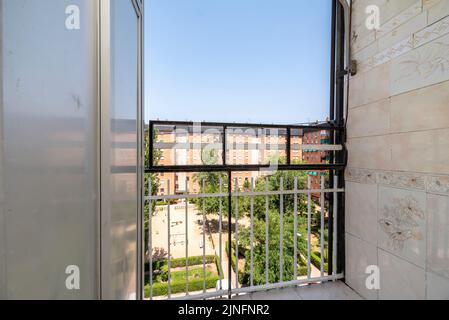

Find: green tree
250;170;310;221
236;167;320;285
144;127;161;256
238;210;309;285
193;171;229;215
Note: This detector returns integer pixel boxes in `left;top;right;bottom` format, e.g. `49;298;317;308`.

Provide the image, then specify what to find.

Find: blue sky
145;0;332;124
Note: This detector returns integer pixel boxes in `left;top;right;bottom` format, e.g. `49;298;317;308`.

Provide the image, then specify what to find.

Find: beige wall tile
347;135;392;170
377;0;423;36
389;129;449;174
357;57;376;74
379;0;423;26
378;11;427;52
414;15;449;48
424;0;443;10
374;36;414;67
347;99;390;138
391;32;449;96
352;41;378;74
346;182;378;245
377;171;426;190
426;271;449;299
378;249;426;300
348;73;365;108
346;167;378;184
427;194;449;278
426;175;449;194
428;0;449;25
349;63;391;108
345;234;379;300
353;30;376;53
390;80;449;133
378;186;427;268
362;63;392;104
353;40;379;63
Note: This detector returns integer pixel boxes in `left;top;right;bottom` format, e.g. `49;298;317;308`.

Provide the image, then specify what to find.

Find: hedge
298;266;308;276
157;255;219;282
298;248;328;274
225;241;245;283
215;255;224;278
160;266;216;283
145;276;220;297
152;255;216;271
311;251;328;273
225;241;240;273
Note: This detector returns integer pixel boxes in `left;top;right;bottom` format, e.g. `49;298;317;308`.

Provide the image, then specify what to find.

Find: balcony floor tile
231;281;362;300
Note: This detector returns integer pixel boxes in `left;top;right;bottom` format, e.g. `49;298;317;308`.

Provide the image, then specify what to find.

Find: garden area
203;169;330;286
144;144;330;295
145;255;223;298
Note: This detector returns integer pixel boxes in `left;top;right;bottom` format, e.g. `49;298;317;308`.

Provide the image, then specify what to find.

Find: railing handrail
146;188;345;201
149;119;345;131
147;120;347;172
145;164;345;173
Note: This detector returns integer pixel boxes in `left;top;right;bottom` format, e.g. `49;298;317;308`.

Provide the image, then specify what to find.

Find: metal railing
145;174;344;300
144;120;346;300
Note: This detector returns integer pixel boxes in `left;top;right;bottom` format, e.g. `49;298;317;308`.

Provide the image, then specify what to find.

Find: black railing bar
286;127;291;166
145;164;345;173
150;120;345;131
153;143;340;149
227;170;232;299
222;125;227;166
149;121;154;169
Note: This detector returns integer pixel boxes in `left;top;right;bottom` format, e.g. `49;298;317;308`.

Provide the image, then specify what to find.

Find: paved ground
152;204;215;259
231;281;363;300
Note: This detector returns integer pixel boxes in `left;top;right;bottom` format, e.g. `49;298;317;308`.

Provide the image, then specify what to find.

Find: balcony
2;0;449;302
145;120;346;300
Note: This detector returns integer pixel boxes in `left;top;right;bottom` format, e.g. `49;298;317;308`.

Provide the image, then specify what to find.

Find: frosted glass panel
108;0;139;300
0;0;98;299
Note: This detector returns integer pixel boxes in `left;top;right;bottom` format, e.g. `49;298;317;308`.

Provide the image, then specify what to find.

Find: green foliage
297;247;329;274
189;167;322;286
312;251;329;273
145;255;222;298
239;210;309;285
225;241;245;283
298;266;309;276
215;255;224;279
160;266;215;282
144;127;161;256
155;199;176;206
192;171;229;215
145;276;219;298
192;173;251;218
250;170;311;220
157;255;216;271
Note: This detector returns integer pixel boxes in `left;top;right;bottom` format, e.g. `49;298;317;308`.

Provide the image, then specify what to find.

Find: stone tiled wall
346;0;449;300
